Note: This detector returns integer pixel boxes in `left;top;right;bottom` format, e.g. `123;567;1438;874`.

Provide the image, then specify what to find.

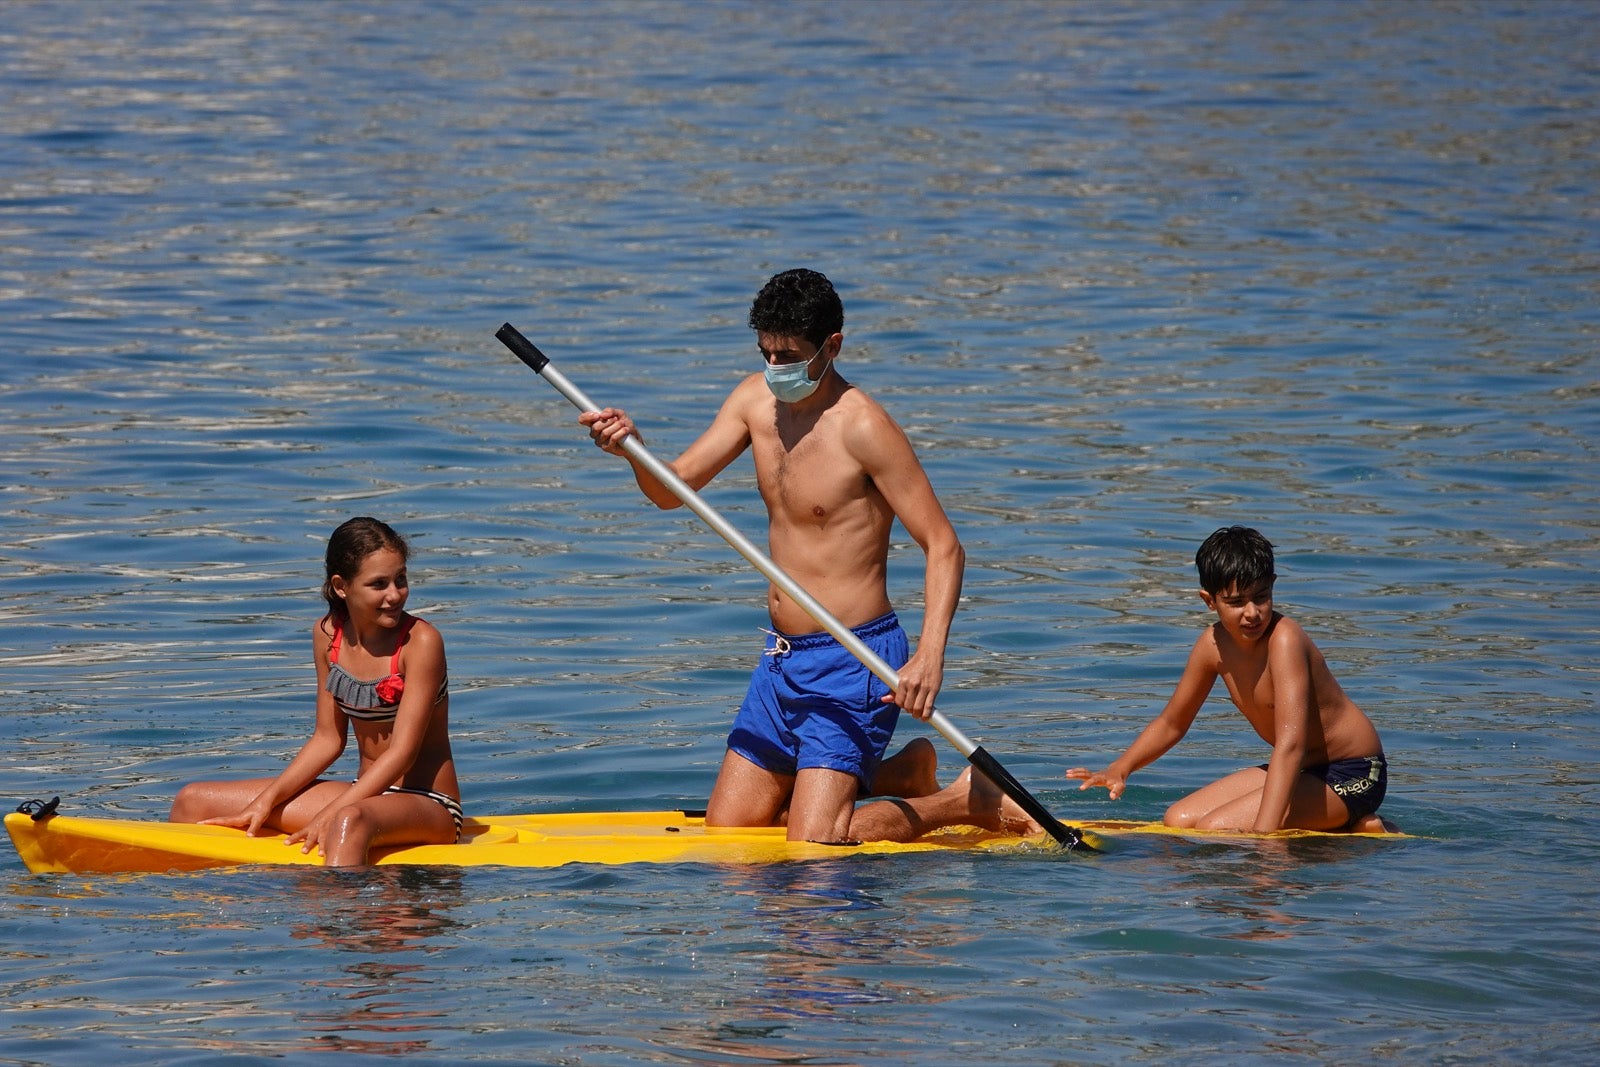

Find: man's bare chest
752;434;870;524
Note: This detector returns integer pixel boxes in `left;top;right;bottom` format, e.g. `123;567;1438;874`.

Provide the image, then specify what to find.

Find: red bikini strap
389;617;416;674
327;618;412;671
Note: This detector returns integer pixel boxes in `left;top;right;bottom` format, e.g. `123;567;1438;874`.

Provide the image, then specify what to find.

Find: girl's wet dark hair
748;268;844;348
321;517;409;626
1195;525;1276;595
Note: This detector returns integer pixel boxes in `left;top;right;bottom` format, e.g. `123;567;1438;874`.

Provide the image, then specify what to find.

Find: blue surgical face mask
764;340;829;403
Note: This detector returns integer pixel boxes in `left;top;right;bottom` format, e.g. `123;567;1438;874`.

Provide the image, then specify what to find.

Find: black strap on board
17;796;61;822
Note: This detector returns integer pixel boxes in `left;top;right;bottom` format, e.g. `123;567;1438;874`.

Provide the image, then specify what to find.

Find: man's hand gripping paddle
496;323;1093;851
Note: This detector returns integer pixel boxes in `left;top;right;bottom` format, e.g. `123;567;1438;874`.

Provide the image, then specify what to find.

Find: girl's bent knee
169;783;206;822
329;804;373;837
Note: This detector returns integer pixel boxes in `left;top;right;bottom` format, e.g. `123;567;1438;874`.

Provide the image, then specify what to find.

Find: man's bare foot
1348;814;1400;834
866;738;940;798
954;767;1046;836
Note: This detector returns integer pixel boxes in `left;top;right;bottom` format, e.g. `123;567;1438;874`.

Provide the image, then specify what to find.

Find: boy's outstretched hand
1065;766;1128;800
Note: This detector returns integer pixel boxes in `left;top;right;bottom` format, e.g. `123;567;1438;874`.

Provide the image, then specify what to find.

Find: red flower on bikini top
374;674;405;705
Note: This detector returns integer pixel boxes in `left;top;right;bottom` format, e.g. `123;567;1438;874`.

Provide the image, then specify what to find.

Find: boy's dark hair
1195;525;1276;595
322;516;408;627
748;269;844;348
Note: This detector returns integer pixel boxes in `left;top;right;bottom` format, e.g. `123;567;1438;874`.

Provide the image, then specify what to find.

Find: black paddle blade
967;747;1091;851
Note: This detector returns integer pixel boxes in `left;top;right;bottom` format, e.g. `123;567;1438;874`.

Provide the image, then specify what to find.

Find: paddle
496;323;1088;850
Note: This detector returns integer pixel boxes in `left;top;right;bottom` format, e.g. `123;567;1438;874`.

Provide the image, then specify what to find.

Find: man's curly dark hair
748;269;844;348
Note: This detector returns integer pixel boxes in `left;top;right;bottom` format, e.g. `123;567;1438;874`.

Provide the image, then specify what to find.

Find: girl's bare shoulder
403;615;446;655
312;615;337;651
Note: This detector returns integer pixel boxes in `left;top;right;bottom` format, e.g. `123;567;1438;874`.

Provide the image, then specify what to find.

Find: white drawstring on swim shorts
759;627;792;657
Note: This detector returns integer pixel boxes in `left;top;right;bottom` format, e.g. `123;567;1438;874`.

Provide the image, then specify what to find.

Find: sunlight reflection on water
2;1;1597;1063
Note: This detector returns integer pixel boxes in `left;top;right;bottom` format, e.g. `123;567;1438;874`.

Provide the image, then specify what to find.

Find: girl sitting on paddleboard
170;516;460;866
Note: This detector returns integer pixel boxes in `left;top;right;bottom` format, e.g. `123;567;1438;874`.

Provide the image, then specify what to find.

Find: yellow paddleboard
5;808;1403;875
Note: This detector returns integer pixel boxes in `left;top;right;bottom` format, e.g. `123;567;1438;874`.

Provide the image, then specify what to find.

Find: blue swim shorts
726;612;908;792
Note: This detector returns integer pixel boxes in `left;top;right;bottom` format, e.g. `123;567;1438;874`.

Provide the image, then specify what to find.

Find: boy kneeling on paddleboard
1068;525;1396;834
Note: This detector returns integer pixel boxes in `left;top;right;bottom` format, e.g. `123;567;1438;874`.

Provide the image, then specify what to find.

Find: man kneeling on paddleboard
582;269;1039;843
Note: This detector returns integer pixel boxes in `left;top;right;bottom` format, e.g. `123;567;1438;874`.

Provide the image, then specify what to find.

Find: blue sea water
2;0;1597;1063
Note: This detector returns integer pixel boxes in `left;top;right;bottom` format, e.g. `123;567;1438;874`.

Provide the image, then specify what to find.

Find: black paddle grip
497;323;549;373
968;747;1088;851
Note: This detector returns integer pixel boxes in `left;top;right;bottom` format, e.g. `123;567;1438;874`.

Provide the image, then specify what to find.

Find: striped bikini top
325;617;448;723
